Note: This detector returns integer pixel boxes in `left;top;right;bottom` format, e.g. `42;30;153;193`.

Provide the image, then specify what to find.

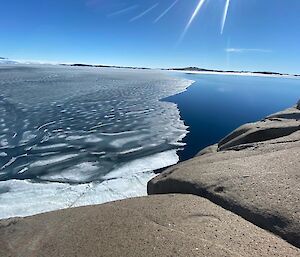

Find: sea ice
0;65;192;219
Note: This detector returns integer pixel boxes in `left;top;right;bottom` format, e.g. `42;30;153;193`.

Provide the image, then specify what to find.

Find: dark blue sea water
165;73;300;161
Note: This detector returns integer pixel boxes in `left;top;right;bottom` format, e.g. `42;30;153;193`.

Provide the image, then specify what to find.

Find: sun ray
221;0;230;34
154;0;179;23
130;3;159;22
108;5;138;18
179;0;207;42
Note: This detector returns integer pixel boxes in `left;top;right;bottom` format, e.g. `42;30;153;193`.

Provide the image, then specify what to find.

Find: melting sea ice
0;65;192;219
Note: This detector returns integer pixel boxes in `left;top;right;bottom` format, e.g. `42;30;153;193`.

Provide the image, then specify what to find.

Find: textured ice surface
0;65;191;219
0;150;178;219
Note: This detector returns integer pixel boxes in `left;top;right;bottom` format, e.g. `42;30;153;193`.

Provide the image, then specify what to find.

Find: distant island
61;63;150;70
165;66;300;77
63;63;300;77
0;57;19;64
1;59;299;77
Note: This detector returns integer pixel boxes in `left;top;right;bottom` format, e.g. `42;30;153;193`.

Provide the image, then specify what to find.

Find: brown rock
148;106;300;248
197;144;218;156
217;108;299;151
1;194;299;257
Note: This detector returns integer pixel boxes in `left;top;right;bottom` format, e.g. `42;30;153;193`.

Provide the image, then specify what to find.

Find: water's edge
0;66;194;219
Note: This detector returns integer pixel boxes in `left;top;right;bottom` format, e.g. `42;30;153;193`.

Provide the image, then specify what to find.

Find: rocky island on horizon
166;66;300;77
63;63;300;77
1;59;300;77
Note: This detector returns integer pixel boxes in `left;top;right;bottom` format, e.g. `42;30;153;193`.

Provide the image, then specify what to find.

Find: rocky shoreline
149;102;300;248
1;101;299;256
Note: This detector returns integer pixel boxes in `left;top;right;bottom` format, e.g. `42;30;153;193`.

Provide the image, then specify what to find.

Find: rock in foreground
1;194;299;257
148;105;300;248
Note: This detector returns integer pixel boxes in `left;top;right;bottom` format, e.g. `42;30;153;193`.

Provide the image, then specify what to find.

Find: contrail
221;0;230;34
179;0;206;42
130;3;159;22
154;0;179;23
108;5;138;17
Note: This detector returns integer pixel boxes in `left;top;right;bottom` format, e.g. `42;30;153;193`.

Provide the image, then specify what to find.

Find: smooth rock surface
1;194;300;257
217;108;299;151
148;106;300;248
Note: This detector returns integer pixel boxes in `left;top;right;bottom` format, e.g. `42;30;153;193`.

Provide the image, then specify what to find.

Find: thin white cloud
154;0;179;23
178;0;207;43
130;3;159;22
226;48;272;53
221;0;230;34
108;5;138;17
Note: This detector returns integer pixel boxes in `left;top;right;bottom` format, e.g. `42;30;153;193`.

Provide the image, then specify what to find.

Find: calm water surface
166;73;300;161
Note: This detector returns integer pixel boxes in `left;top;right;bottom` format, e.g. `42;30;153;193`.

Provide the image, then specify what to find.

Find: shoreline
149;101;300;248
1;102;299;256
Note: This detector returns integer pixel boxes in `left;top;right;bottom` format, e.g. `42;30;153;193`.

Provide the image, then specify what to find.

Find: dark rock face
148;104;300;248
297;100;300;110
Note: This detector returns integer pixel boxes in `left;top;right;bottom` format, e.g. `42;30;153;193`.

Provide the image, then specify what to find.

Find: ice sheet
0;65;192;219
0;150;178;219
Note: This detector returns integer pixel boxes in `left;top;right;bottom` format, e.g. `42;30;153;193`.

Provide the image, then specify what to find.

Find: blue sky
1;0;300;73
